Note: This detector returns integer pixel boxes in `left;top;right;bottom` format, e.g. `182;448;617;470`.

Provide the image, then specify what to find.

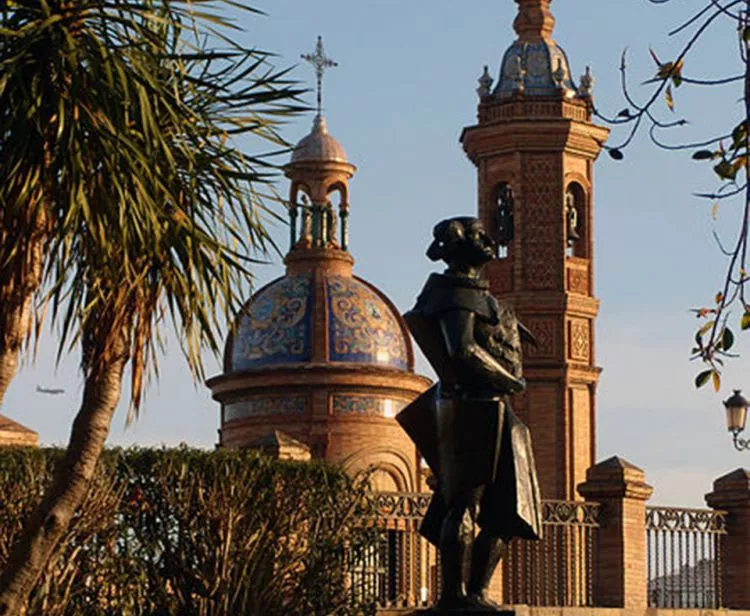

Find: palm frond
0;0;309;416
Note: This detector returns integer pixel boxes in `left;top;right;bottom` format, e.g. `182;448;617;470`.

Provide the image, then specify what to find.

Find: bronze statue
396;216;542;612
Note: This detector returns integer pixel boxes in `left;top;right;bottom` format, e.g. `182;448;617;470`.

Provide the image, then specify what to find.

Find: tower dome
478;0;592;102
290;115;348;164
207;37;430;492
494;40;575;98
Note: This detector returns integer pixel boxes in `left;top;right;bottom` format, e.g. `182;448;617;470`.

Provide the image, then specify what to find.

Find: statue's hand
509;376;526;394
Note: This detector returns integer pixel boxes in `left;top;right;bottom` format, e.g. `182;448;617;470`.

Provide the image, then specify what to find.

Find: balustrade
645;506;727;609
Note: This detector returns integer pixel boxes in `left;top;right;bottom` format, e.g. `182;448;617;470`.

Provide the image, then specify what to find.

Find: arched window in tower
565;183;587;258
292;186;314;249
326;184;347;249
493;182;515;259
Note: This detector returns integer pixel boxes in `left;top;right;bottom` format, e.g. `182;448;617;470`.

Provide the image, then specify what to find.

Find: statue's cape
397;394;542;545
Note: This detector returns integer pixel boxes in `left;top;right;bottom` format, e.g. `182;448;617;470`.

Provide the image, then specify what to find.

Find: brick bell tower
461;0;609;500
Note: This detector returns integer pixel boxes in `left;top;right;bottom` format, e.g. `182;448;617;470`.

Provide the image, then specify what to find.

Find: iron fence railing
355;493;600;610
645;506;727;609
505;500;599;607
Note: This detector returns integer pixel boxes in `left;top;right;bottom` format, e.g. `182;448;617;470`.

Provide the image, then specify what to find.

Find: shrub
0;447;377;615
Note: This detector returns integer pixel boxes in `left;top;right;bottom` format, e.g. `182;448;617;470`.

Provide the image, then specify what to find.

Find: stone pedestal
415;610;514;616
705;468;750;610
577;456;653;608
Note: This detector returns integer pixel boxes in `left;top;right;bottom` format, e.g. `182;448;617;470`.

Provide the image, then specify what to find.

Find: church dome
493;39;576;98
290;115;348;164
226;271;411;373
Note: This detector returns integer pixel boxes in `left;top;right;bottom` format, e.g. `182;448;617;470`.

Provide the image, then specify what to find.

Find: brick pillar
578;456;653;608
486;564;503;605
705;468;750;609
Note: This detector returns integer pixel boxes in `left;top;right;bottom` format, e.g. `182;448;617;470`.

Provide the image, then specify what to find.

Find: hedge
0;447;378;615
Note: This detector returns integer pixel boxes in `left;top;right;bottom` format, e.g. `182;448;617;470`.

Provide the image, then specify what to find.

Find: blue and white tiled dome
226;272;411;372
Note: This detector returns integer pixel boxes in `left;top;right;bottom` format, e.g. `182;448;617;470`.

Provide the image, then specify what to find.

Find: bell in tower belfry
460;0;610;501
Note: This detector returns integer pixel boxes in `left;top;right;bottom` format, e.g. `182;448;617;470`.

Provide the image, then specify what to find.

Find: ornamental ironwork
373;492;431;521
646;506;727;535
542;499;600;527
646;506;727;610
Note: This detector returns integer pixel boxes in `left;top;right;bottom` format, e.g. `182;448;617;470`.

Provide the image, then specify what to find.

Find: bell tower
461;0;609;500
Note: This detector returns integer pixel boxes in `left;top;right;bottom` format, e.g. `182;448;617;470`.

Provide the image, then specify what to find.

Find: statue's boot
467;531;505;609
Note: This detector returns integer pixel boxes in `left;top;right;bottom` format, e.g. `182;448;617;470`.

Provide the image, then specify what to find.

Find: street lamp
723;389;750;451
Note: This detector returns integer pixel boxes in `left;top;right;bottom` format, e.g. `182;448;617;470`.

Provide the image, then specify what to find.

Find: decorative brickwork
523;317;557;359
488;259;513;294
522;155;563;291
569;318;590;362
567;262;590;295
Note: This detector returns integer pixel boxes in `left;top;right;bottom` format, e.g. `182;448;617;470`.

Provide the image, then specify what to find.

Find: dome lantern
488;0;586;101
285;36;356;257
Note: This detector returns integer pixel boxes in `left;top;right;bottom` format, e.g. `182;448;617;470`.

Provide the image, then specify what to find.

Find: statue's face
464;220;496;266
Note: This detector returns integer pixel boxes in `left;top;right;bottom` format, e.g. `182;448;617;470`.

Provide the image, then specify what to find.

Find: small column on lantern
318;202;328;248
289;203;298;252
340;201;350;251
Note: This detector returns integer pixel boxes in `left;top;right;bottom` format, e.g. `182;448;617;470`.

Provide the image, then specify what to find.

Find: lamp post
723;389;750;451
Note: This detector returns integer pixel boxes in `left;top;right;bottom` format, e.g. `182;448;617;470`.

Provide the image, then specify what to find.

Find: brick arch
325;180;349;206
290;181;313;206
482;171;518;232
563;170;591;193
341;447;415;492
564;175;590;259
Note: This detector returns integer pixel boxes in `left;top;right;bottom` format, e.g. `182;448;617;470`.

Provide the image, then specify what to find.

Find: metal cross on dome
301;36;338;116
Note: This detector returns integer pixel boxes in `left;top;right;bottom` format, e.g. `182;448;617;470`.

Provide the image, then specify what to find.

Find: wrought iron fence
352;492;436;610
504;500;599;607
646;506;727;609
355;493;600;610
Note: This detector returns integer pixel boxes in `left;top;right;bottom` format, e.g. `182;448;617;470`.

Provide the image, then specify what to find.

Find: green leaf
608;148;624;160
692;150;715;160
741;312;750;330
695;370;712;389
722;327;735;351
713;370;721;392
617;108;631;118
714;160;737;180
744;26;750;43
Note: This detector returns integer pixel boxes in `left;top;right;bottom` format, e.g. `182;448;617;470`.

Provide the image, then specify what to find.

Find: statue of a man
397;216;542;612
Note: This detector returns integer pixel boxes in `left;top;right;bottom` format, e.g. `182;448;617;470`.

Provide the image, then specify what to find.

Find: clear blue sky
5;0;748;507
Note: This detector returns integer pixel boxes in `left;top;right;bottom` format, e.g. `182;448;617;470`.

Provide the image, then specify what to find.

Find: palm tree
0;2;304;611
